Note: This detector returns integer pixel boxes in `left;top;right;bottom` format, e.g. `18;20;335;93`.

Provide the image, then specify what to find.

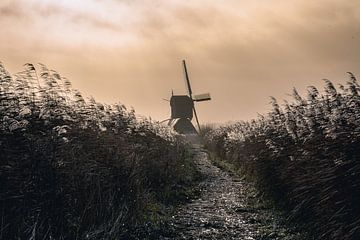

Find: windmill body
170;95;193;119
169;95;197;134
167;60;211;134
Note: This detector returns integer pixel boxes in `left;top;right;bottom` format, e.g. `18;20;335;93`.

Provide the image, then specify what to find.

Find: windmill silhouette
166;60;211;134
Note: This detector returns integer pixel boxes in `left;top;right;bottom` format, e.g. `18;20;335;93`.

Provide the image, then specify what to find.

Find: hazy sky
1;0;360;123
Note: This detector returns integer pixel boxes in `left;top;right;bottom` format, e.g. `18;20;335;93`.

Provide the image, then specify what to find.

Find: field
0;63;198;239
201;74;360;240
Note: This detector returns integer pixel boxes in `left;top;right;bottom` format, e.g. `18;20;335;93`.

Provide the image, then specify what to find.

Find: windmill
166;60;211;134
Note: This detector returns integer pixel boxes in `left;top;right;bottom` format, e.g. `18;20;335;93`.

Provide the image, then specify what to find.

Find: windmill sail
182;59;202;132
194;93;211;102
183;60;193;98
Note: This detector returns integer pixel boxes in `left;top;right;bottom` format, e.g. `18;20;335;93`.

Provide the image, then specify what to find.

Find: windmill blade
194;93;211;102
182;60;193;98
182;60;201;132
160;118;171;123
192;105;201;132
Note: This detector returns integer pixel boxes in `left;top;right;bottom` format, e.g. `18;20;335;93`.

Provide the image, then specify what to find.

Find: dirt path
161;142;302;240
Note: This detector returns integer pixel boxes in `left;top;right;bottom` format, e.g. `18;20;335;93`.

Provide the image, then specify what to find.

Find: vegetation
0;63;198;239
202;73;360;240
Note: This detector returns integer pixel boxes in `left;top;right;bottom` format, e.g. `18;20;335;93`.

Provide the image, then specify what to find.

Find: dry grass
0;63;197;239
202;73;360;240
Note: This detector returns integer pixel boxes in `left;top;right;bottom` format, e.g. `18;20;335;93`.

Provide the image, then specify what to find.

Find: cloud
0;1;28;21
70;14;121;32
0;4;22;18
1;0;360;122
0;0;126;46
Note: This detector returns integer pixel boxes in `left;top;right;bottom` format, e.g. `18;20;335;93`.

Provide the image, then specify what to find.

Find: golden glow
1;0;360;122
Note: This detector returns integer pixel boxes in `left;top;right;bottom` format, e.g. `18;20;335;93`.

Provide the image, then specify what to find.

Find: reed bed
0;63;197;239
202;73;360;240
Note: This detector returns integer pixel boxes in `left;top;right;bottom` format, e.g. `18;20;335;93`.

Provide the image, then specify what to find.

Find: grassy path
160;139;303;240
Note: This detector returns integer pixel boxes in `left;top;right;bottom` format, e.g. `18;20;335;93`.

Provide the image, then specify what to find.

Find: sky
1;0;360;123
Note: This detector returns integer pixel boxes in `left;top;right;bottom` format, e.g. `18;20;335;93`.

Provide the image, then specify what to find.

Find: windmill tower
167;60;211;134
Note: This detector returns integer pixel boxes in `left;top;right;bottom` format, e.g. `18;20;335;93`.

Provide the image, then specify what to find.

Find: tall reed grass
202;73;360;240
0;63;197;239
